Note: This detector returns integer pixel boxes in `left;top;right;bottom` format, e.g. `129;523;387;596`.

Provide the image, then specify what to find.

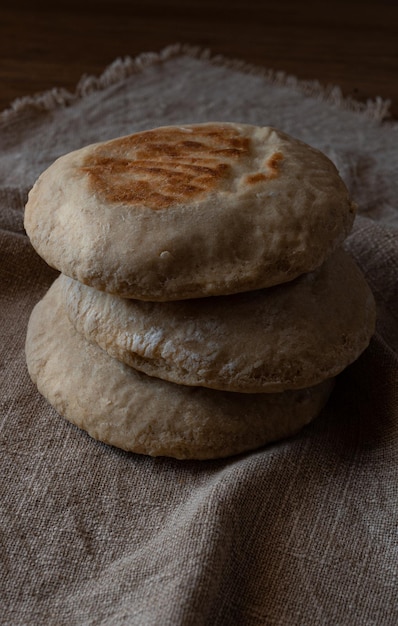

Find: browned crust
80;124;252;209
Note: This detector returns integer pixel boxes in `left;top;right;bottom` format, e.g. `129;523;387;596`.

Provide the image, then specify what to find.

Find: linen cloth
1;46;397;625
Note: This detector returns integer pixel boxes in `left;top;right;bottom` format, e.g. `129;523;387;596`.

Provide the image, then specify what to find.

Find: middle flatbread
61;248;376;393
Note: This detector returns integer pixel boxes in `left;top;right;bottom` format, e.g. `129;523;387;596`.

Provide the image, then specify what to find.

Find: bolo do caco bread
24;122;375;460
24;122;356;300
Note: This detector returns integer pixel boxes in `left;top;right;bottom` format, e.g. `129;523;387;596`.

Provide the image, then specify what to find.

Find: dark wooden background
1;0;397;118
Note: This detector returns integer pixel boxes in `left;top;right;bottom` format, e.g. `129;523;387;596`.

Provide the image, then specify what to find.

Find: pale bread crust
61;248;376;393
25;279;334;460
24;123;356;300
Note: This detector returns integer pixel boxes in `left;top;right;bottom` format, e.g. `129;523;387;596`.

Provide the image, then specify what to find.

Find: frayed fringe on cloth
0;43;392;124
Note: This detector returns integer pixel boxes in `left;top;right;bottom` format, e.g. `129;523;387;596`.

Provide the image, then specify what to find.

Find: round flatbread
25;279;334;460
61;248;376;393
24;122;356;300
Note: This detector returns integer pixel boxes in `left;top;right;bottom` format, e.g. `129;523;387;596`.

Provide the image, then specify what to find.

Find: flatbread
24;123;356;300
25;279;334;460
61;248;376;393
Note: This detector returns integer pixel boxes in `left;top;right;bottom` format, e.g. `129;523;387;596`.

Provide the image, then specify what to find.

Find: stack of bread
24;123;376;460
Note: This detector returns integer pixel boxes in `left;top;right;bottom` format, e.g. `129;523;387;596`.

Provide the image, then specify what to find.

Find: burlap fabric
1;46;397;625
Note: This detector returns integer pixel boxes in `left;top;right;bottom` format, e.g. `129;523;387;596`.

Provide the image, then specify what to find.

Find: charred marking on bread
245;172;268;184
267;151;284;172
81;125;251;209
245;152;284;185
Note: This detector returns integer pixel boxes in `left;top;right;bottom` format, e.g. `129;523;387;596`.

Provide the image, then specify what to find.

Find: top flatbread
24;122;356;300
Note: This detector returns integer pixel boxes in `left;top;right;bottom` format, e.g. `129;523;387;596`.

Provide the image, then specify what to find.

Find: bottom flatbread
25;278;334;460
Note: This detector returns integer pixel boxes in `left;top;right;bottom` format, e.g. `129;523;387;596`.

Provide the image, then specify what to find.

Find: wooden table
1;0;397;118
